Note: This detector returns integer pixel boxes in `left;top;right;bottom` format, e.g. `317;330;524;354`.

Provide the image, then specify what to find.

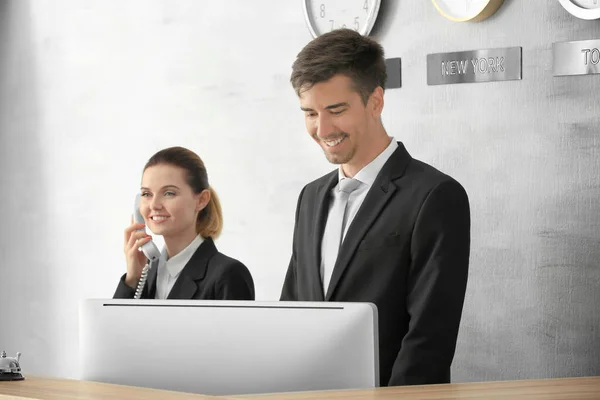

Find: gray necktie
321;177;362;294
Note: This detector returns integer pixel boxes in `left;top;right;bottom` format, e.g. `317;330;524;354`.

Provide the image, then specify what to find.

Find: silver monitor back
79;299;379;396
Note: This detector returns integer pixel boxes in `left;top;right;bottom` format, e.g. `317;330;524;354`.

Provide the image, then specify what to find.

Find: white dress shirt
155;234;204;299
320;137;398;292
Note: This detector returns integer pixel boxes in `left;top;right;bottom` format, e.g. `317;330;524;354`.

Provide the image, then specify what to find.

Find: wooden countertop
1;375;599;399
0;376;220;399
230;376;600;399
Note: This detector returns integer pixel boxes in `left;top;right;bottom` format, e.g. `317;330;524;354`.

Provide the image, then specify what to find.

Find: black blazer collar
168;236;217;299
315;141;412;300
146;236;217;299
306;170;339;301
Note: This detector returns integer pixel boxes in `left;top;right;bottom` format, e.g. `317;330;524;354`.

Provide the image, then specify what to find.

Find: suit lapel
325;143;412;300
310;171;338;301
166;237;215;299
170;275;200;300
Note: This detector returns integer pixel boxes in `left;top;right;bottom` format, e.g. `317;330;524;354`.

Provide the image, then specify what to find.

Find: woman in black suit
114;146;254;300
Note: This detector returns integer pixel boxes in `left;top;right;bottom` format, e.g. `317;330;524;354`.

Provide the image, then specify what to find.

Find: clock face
303;0;381;38
432;0;504;21
558;0;600;19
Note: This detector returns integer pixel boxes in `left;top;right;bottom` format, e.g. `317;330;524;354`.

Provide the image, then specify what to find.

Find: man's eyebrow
325;102;349;110
300;102;349;112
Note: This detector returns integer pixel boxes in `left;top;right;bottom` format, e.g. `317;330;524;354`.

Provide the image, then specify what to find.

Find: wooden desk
1;376;599;399
230;377;600;399
0;376;222;400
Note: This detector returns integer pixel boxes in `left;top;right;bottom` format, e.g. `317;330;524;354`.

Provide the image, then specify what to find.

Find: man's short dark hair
290;28;387;105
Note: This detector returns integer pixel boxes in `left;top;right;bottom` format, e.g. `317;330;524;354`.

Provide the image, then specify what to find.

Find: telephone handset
133;193;161;299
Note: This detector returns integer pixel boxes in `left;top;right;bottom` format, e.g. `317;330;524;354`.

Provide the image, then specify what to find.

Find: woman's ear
197;189;211;212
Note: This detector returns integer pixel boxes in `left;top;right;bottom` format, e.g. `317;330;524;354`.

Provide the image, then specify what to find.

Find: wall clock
558;0;600;20
303;0;382;37
432;0;505;22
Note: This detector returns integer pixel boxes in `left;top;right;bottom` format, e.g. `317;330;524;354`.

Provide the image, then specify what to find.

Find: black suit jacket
280;142;470;387
114;237;255;300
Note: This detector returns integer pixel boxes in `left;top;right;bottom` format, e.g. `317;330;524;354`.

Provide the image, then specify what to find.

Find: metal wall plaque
553;39;600;77
385;58;402;89
427;47;522;86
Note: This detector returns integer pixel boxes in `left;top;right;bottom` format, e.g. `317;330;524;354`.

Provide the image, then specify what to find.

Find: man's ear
369;86;384;117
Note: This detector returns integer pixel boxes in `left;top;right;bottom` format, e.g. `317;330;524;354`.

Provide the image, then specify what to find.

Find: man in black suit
280;28;471;387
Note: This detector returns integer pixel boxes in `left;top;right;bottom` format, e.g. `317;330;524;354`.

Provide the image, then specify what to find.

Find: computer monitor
79;299;379;396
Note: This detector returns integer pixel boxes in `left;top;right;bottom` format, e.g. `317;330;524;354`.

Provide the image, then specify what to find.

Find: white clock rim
558;0;600;20
302;0;382;38
432;0;497;22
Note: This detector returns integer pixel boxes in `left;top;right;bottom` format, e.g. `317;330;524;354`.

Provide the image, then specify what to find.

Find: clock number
330;19;335;30
320;4;325;18
342;23;347;28
363;0;369;12
354;17;359;30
